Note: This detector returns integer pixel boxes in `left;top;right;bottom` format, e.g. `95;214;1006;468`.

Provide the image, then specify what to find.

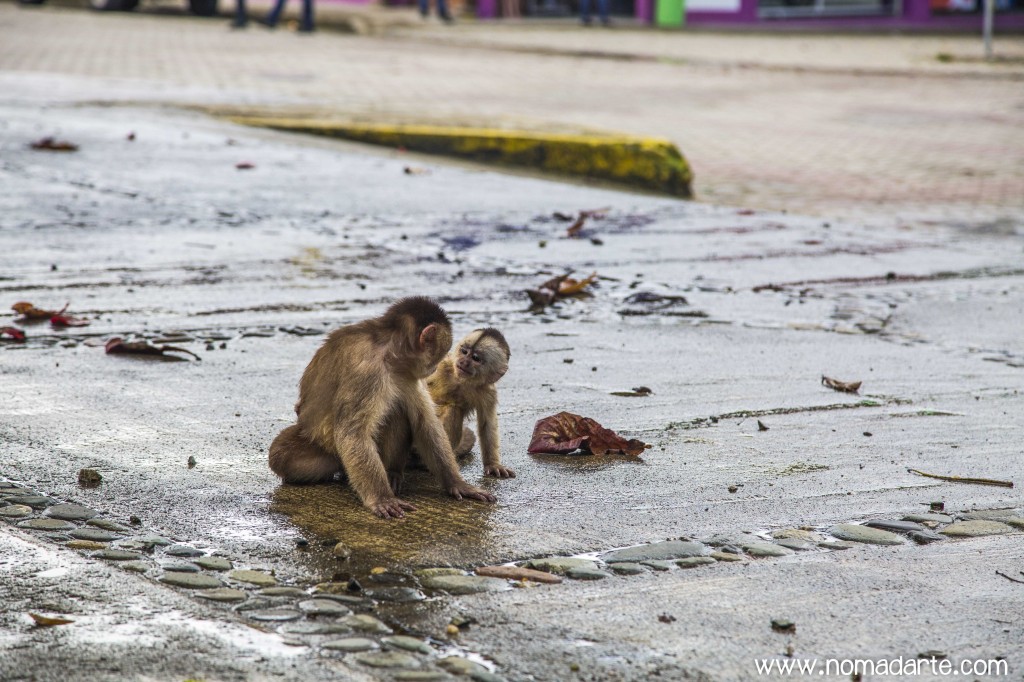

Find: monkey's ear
418;324;438;351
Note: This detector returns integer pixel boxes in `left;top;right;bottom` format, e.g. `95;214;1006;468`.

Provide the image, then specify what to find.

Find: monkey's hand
370;497;418;519
447;481;496;504
483;465;516;479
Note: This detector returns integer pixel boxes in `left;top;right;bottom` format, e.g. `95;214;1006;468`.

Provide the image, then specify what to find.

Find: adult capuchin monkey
426;328;515;479
268;297;496;519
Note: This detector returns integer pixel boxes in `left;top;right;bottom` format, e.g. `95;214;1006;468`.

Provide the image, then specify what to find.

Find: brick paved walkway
1;4;1022;224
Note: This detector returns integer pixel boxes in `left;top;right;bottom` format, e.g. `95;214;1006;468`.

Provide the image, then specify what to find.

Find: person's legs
418;0;429;17
264;0;287;27
580;0;593;23
232;0;248;27
437;0;452;21
597;0;610;23
299;0;314;31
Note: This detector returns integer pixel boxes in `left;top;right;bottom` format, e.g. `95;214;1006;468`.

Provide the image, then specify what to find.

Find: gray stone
18;518;75;531
165;544;203;557
420;575;510;595
910;530;945;544
159;572;223;589
439;657;490;676
701;534;735;547
602;540;707;564
134;535;172;547
829;524;905;546
197;588;248;602
344;614;393;634
298;599;352;617
959;509;1022;521
639;560;673;571
817;541;854;550
394;673;449;682
260;586;307;597
282;622;353;636
940;520;1015;537
234;598;274;612
312;593;368;606
193;556;232;571
68;528;120;542
770;528;818;541
1004;518;1024;530
246;609;302;622
44;503;98;521
120;561;151;573
85;518;133;532
67;540;106;551
0;505;33;518
383;635;434;655
903;513;953;524
322;637;379;653
522;557;599;575
5;496;53;508
676;557;717;569
609;562;644;575
160;561;199;573
711;551;744;562
741;541;795;557
228;569;277;586
865;519;926;533
355;651;421;669
115;540;157;553
366;587;426;602
773;538;812;551
566;566;612;580
414;567;465;578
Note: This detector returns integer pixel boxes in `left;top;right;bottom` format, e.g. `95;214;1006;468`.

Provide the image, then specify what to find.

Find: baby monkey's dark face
454;328;510;385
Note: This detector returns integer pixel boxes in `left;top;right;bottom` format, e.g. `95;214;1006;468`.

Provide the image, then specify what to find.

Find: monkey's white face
454;331;508;384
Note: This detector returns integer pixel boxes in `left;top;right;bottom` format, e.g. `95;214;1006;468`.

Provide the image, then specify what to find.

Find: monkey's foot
370;497;417;519
447;481;496;503
484;464;516;479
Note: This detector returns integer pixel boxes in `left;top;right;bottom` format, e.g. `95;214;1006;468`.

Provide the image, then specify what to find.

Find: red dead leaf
105;337;201;361
50;314;90;328
528;411;649;456
13;301;67;320
30;137;78;152
1;326;26;341
558;272;597;296
566;215;586;238
821;375;862;394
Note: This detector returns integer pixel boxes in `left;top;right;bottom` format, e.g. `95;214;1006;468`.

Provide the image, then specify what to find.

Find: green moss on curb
228;118;693;198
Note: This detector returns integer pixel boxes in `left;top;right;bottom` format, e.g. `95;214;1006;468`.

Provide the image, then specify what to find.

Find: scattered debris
127;132;136;141
525;272;598;309
50;312;90;328
907;469;1013;488
187;456;197;469
528;411;649;456
821;375;862;394
235;162;255;170
105;337;202;362
771;619;796;634
77;468;102;488
278;326;323;336
29;137;78;152
929;501;945;511
403;166;430;175
610;386;653;397
29;613;74;627
552;211;574;221
995;571;1024;584
918;650;948;660
1;326;26;341
757;420;770;432
566;215;586;238
657;613;676;624
728;485;739;493
618;291;705;318
12;301;65;321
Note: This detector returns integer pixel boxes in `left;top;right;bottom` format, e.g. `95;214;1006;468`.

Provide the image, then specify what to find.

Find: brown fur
426;328;514;479
268;297;495;518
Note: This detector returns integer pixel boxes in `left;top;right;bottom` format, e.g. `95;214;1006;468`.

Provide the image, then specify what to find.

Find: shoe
258;17;277;28
230;18;248;28
600;17;611;26
298;24;315;32
581;16;592;25
440;13;454;22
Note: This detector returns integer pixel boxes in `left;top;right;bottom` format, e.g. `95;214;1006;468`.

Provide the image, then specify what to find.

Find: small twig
907;469;1013;488
995;571;1024;584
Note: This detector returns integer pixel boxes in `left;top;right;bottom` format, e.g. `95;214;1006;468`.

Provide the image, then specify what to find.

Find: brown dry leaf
566;215;586;238
105;337;201;361
29;613;74;627
610;386;653;397
30;137;78;152
821;375;862;394
528;411;649;456
235;161;255;170
13;301;67;320
558;272;598;296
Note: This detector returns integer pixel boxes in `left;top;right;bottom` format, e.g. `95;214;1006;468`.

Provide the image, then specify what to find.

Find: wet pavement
2;18;1024;682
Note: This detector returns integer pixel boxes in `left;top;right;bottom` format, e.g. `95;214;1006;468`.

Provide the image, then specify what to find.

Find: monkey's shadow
528;453;649;472
269;471;501;567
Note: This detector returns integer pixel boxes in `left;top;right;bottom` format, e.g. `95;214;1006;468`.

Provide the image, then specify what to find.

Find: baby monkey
427;328;515;479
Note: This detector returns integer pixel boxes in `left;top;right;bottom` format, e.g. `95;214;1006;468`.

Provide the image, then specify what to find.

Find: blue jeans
580;0;609;22
267;0;314;30
419;0;450;18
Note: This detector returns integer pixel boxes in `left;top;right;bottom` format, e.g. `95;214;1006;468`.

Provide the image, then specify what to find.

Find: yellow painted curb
228;118;693;198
